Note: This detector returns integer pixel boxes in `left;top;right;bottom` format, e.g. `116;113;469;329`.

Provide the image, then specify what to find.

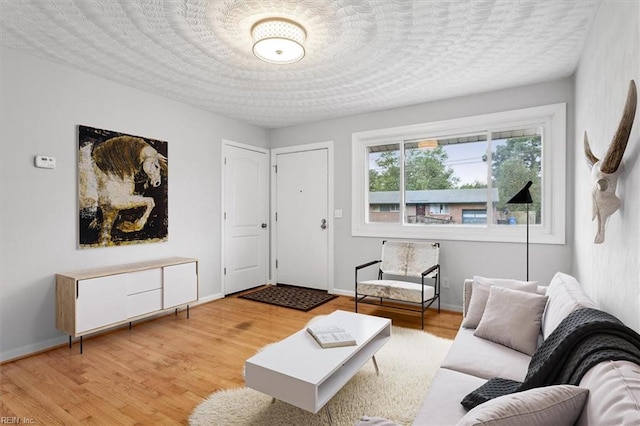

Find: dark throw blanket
461;307;640;410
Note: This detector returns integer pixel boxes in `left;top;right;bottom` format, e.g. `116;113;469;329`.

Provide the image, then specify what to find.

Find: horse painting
79;127;168;248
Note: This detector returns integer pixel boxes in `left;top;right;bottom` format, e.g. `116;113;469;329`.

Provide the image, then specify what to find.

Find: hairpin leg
325;405;333;425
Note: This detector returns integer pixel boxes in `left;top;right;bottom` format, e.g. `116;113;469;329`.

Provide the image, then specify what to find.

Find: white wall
269;77;575;311
573;1;640;332
0;47;269;361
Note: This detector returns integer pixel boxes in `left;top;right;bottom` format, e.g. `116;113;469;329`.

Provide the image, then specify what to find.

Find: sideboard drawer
127;289;162;318
127;268;162;295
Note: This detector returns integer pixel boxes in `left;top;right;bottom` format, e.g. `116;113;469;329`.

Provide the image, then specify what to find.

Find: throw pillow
462;277;538;329
474;286;548;355
456;385;588;426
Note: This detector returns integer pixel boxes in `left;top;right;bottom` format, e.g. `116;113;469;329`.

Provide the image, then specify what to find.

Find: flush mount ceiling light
251;18;306;64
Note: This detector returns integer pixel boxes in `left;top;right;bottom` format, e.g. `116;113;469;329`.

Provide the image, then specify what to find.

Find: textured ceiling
0;0;601;129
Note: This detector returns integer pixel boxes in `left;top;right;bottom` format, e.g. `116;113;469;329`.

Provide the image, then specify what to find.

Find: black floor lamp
507;181;533;280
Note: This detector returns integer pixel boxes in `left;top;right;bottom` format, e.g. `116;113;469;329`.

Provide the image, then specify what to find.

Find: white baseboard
194;293;224;305
1;335;69;363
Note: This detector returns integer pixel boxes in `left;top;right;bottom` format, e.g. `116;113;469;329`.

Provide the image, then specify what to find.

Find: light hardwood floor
0;292;462;425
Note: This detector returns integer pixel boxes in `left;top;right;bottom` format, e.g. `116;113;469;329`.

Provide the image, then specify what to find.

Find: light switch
334;209;343;218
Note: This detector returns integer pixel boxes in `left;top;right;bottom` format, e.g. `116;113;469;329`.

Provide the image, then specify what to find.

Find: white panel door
275;149;329;290
163;262;198;308
77;274;127;333
223;143;269;294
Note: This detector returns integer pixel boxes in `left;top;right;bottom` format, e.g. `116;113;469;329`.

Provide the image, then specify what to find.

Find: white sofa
412;272;640;425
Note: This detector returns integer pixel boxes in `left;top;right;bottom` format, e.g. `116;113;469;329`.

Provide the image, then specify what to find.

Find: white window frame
351;103;566;244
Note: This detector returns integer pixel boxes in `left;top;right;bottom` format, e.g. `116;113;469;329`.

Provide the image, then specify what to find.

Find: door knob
320;219;327;229
261;223;268;228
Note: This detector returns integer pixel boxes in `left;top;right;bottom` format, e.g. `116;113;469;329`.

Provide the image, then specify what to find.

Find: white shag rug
189;326;452;426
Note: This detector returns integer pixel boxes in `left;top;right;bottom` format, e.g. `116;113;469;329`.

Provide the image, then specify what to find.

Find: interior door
275;148;329;290
223;143;269;295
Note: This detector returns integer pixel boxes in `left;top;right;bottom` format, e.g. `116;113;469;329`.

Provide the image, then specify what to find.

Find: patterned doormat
239;284;338;312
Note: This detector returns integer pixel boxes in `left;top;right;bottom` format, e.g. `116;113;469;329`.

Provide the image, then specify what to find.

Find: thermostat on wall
34;155;56;169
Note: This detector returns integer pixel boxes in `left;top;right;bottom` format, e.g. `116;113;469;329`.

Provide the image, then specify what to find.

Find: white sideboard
56;257;198;352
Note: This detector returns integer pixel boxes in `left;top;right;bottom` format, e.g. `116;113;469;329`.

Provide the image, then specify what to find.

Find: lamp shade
251;18;306;64
507;181;533;204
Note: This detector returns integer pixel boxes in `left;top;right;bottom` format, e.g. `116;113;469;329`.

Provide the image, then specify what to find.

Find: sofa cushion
414;367;487;426
474;286;548;356
441;328;531;381
575;360;640;426
456;385;588;426
542;272;596;339
462;277;538;329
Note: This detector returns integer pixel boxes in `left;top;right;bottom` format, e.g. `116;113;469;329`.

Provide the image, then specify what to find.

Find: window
352;104;566;244
429;204;449;215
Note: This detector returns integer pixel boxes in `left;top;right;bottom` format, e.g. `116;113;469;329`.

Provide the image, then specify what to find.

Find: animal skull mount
584;79;637;244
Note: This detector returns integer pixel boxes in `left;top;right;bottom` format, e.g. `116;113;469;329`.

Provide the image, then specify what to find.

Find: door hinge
275;212;278;221
224;267;227;275
275;260;278;269
224;157;227;165
274;165;278;173
224;212;227;220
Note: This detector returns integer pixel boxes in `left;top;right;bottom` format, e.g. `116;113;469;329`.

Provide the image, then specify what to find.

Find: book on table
306;324;357;348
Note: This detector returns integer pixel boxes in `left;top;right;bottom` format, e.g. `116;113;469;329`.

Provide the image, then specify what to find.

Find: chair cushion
357;280;435;303
380;241;439;278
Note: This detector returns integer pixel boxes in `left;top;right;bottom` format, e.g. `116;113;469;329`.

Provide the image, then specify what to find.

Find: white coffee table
244;310;392;420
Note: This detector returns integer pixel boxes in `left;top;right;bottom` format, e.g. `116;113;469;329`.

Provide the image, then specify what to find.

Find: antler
600;80;637;173
583;131;599;167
